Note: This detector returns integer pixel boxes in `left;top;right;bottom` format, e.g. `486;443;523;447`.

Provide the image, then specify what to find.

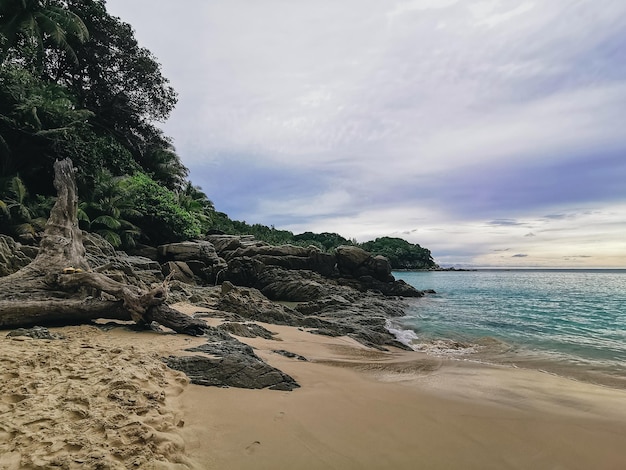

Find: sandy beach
2;304;626;469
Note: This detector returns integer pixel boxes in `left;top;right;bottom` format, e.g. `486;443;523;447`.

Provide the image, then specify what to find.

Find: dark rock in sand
7;326;64;340
217;321;277;339
165;326;299;390
273;350;308;361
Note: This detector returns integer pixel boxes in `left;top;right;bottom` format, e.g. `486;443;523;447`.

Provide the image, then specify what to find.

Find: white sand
2;304;626;469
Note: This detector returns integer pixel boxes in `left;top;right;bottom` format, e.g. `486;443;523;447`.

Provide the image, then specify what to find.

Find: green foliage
0;175;52;242
121;173;202;245
0;64;93;186
360;237;436;269
0;0;202;247
78;170;141;248
292;232;352;251
0;0;89;69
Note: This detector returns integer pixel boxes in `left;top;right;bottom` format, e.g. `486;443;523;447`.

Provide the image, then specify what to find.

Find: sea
389;269;626;389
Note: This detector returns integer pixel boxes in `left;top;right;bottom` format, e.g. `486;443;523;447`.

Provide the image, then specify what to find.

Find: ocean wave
385;320;478;356
385;320;419;348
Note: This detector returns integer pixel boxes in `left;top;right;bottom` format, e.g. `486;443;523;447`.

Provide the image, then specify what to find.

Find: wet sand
1;305;625;469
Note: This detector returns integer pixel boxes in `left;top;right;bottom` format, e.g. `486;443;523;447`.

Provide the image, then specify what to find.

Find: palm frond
14;221;34;235
97;229;121;248
92;214;121;230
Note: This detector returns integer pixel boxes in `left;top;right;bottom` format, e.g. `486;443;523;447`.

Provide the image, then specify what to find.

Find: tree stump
0;159;207;335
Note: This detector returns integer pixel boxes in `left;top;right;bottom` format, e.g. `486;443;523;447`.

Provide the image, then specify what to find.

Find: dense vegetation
0;0;211;246
0;0;437;270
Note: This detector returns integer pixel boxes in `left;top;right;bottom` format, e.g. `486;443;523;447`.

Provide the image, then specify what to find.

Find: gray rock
164;327;299;390
217;284;304;325
7;326;64;340
0;235;35;277
273;350;308;361
162;261;196;284
158;241;227;283
217;322;276;339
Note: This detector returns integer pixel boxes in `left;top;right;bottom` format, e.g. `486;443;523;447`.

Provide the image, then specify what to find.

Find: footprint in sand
245;441;261;454
273;411;285;421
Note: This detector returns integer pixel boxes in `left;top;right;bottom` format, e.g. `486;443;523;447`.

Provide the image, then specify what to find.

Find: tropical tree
0;175;50;243
78;170;141;248
0;0;89;68
0;64;92;188
120;172;202;245
176;181;215;229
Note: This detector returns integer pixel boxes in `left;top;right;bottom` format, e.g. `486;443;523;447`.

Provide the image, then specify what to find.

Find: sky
105;0;626;268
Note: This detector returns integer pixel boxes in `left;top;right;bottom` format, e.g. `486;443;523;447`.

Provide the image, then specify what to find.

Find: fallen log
0;158;208;335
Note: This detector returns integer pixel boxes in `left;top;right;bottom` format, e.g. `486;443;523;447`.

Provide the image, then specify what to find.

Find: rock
221;257;266;287
164;327;299;390
205;234;256;254
335;246;393;282
127;243;159;260
335;245;371;272
158;241;227;284
161;261;196;284
82;233;163;286
273;350;308;361
0;235;35;277
217;322;276;339
210;235;337;279
216;284;304;326
257;267;328;302
223;243;313;261
6;326;64;340
124;256;161;272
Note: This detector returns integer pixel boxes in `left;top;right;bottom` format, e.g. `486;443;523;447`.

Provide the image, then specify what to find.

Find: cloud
512;253;528;258
104;0;626;267
489;219;522;226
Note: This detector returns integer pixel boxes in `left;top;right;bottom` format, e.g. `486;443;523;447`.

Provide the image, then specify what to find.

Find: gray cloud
105;0;626;267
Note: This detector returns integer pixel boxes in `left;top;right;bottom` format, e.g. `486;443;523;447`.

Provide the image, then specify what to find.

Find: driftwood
0;159;207;335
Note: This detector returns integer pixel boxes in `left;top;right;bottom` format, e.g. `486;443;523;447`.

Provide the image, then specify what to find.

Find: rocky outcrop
216;281;305;325
217;322;277;339
157;241;227;284
82;233;163;286
211;281;412;351
207;235;423;298
206;235;337;277
164;326;299;391
0;229;429;368
0;235;37;277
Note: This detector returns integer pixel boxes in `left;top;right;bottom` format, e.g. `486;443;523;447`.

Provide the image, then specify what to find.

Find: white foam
385;320;420;348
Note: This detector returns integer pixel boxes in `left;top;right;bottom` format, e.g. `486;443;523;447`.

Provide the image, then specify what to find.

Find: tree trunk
0;159;208;335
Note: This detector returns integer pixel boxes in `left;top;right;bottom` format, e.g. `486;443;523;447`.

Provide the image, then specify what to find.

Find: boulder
217;322;276;339
335;245;393;282
165;327;299;390
158;241;227;284
161;261;196;284
82;233;163;286
0;235;35;277
257;266;328;302
127;243;159;260
217;282;304;325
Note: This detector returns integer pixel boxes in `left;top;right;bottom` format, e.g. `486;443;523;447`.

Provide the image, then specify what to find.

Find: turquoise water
391;270;626;388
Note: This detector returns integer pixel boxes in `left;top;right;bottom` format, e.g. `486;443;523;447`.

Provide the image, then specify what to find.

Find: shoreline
385;318;626;391
181;317;626;469
3;307;626;469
